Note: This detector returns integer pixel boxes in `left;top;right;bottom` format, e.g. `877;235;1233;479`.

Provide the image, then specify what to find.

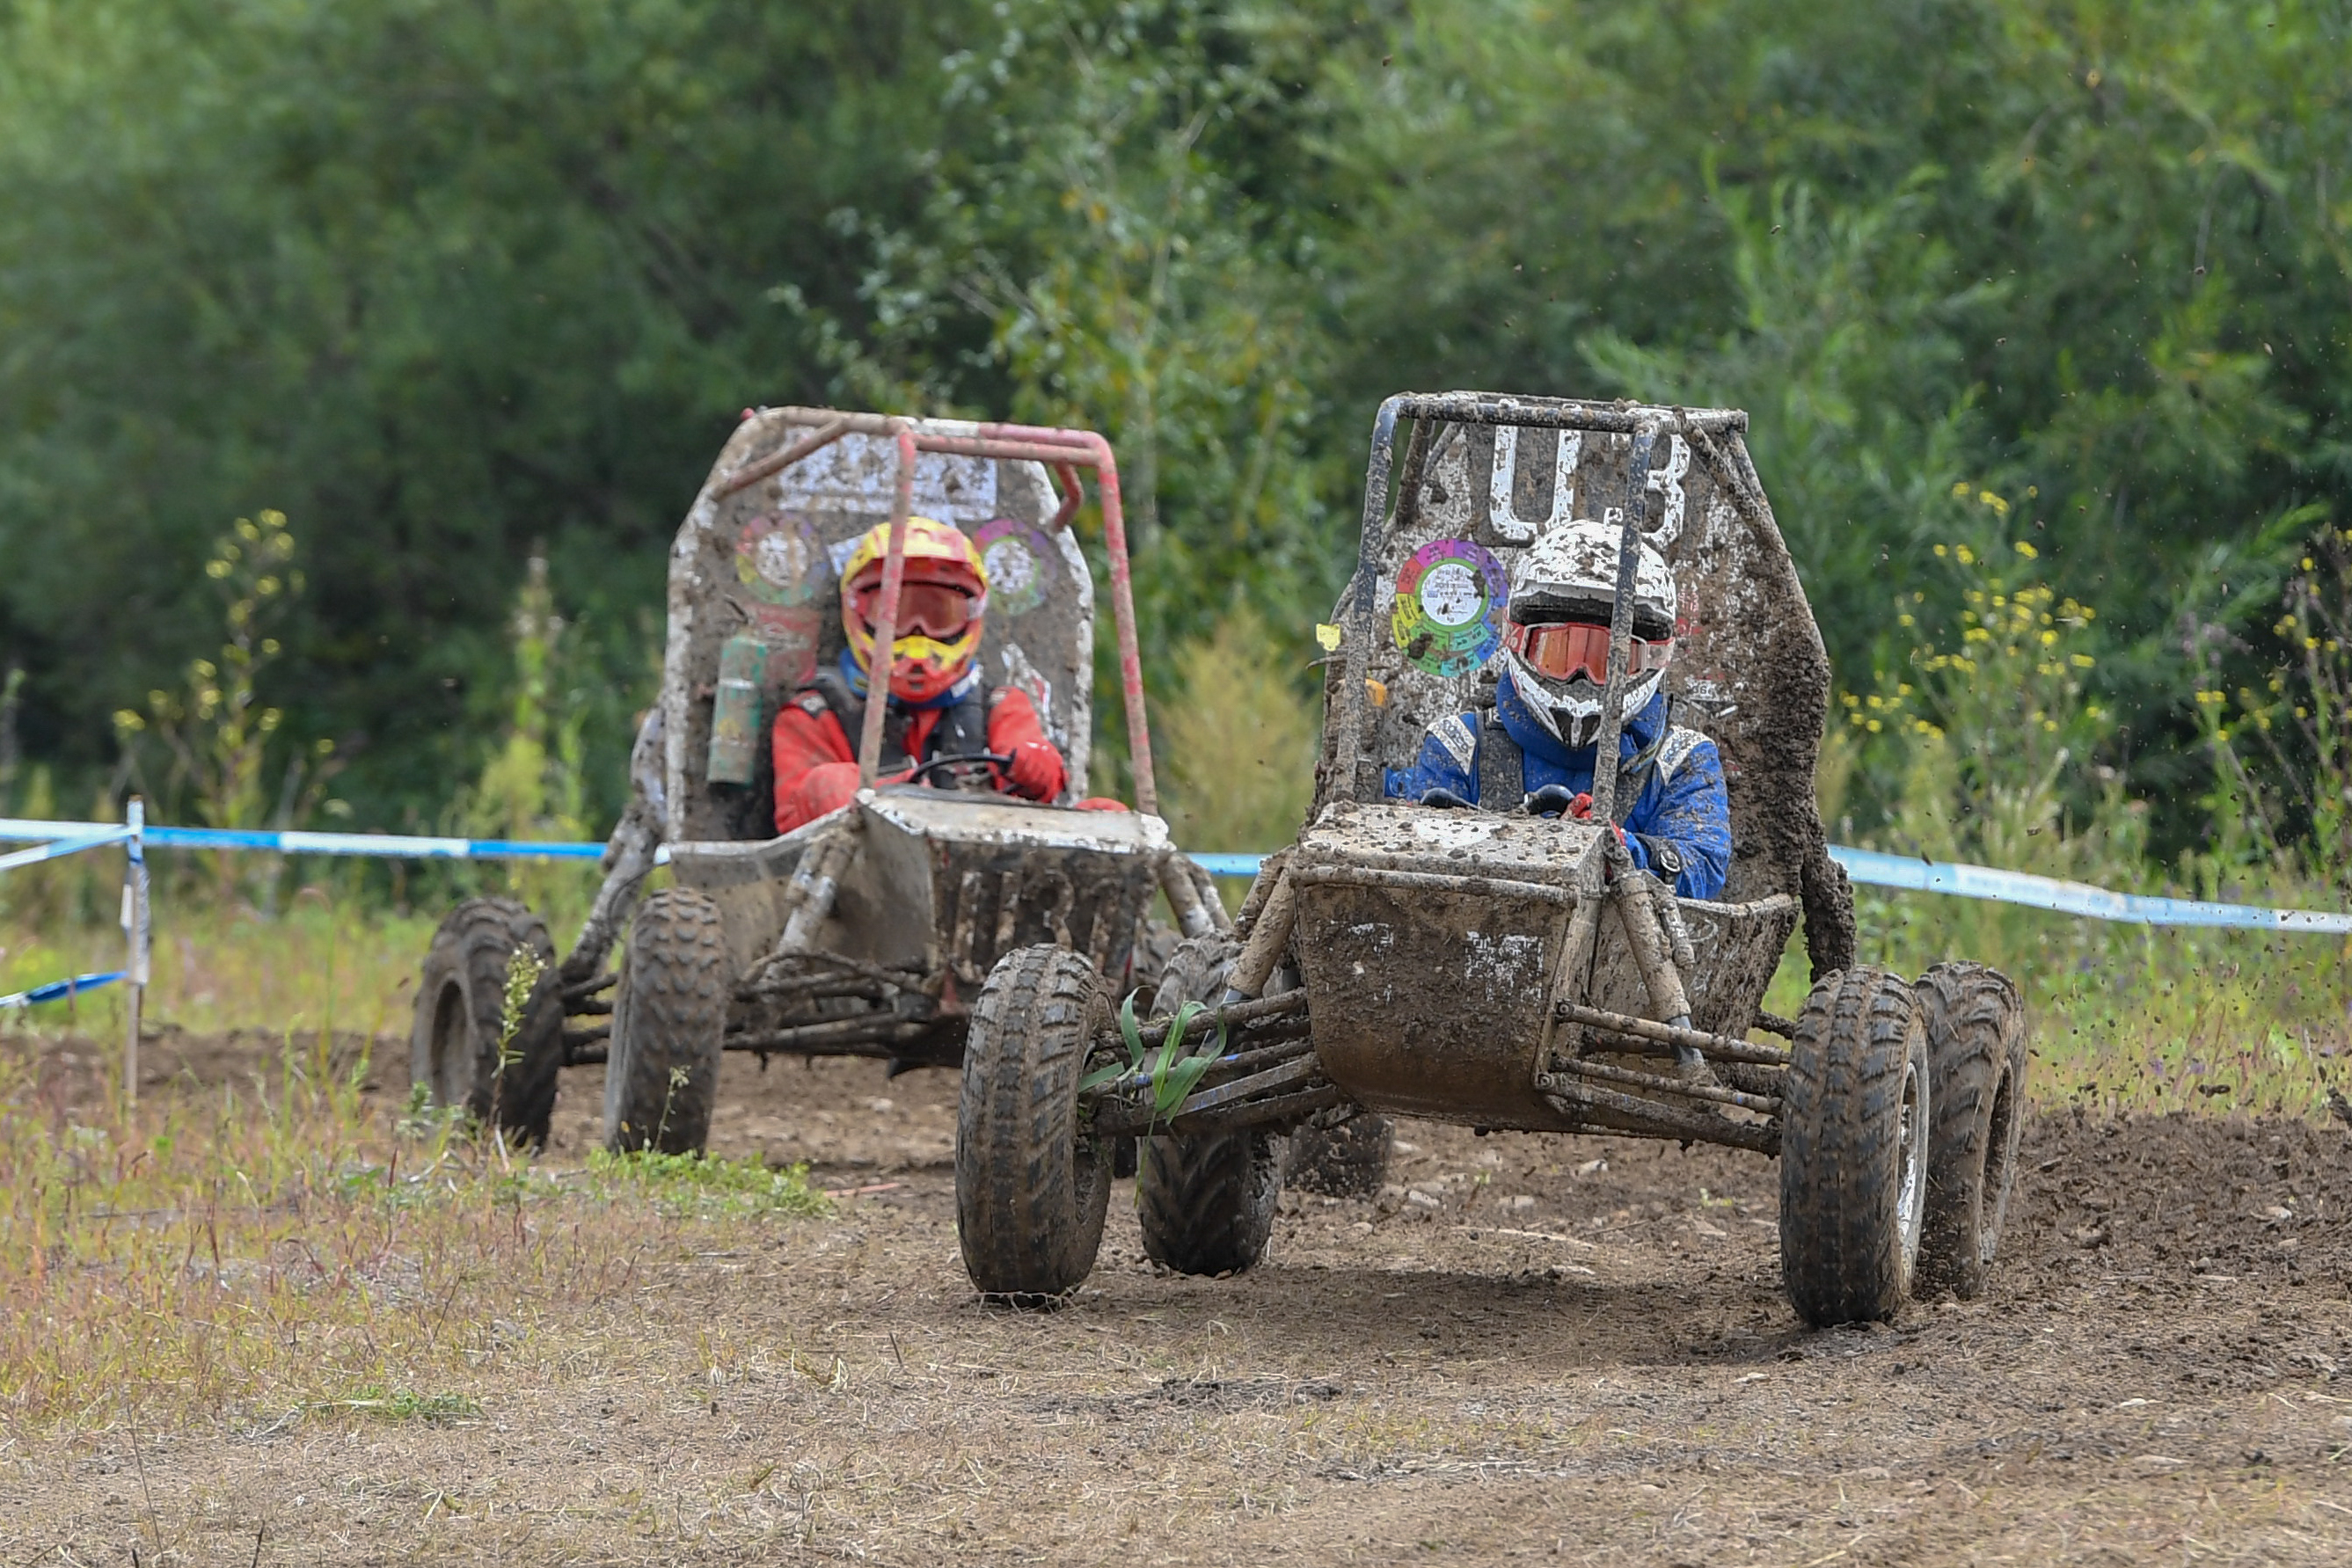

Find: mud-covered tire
1128;916;1183;998
1779;966;1930;1327
1284;1112;1394;1198
1134;937;1282;1278
1913;962;2027;1300
603;888;727;1155
956;944;1114;1302
412;896;564;1146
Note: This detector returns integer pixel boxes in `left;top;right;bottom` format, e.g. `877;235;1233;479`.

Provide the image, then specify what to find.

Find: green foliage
2196;524;2352;890
583;1149;829;1221
446;551;601;921
1159;607;1318;854
3;0;2351;871
1847;532;2137;883
313;1387;483;1424
109;511;342;903
1085;992;1223;1126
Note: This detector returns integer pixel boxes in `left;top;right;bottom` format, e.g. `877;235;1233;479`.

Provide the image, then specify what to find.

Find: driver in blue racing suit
1384;519;1732;899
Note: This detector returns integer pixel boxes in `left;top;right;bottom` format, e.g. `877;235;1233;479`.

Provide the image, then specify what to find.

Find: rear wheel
412;897;563;1146
1913;963;2027;1299
956;944;1114;1303
1135;938;1282;1278
604;889;727;1155
1779;966;1930;1327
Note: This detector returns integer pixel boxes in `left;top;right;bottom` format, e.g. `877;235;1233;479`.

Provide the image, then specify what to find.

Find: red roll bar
712;409;1159;815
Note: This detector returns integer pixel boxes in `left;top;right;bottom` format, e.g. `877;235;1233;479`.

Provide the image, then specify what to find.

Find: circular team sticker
1391;538;1507;676
971;517;1054;616
734;513;825;606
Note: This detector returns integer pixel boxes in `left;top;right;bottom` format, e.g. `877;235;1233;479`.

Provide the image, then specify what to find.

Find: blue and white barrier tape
1824;845;2352;935
0;824;133;874
0;970;126;1010
4;817;2350;934
0;818;604;864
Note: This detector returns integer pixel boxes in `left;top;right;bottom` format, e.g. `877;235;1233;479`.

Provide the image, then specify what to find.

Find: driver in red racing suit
771;515;1065;833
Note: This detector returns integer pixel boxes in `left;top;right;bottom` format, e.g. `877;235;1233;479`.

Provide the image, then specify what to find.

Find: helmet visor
850;578;977;641
1508;620;1672;684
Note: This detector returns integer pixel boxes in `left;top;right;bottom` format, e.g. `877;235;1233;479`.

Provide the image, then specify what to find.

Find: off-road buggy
412;409;1229;1155
954;392;2027;1326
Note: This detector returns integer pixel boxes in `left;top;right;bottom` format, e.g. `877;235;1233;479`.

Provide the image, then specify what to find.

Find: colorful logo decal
972;517;1054;617
1391;538;1507;676
734;514;824;607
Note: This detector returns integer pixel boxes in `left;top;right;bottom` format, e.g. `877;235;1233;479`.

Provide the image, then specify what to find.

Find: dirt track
13;1033;2352;1564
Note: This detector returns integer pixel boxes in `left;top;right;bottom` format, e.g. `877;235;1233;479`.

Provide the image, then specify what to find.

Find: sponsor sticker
972;517;1055;616
1390;538;1507;676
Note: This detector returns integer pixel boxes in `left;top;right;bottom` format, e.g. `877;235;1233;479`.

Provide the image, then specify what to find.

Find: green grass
0;1027;829;1437
585;1148;832;1221
1761;889;2352;1121
311;1386;484;1424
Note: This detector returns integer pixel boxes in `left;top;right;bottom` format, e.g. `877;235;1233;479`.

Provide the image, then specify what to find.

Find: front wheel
1914;963;2027;1299
1779;966;1930;1327
412;897;563;1146
604;888;727;1155
956;944;1113;1303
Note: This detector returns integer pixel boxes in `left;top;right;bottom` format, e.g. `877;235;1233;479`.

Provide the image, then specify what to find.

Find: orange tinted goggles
1505;619;1673;682
851;580;977;640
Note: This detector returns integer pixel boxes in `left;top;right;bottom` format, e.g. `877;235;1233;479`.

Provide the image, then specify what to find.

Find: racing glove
1529;785;1630;855
1004;740;1063;801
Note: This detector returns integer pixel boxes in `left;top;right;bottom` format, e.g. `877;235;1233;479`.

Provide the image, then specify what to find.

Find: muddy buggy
412;409;1230;1156
954;392;2027;1325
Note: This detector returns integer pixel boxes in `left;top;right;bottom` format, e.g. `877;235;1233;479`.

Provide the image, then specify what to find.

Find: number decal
1645;434;1690;547
1487;427;1581;543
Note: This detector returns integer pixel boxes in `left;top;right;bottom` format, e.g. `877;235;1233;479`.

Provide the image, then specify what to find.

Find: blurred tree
4;0;2352;862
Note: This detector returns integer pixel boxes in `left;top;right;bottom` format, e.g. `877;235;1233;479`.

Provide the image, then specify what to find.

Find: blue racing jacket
1382;679;1733;898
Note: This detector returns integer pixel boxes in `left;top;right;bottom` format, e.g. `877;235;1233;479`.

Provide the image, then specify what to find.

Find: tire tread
1914;961;2027;1299
1779;965;1926;1325
956;944;1112;1301
412;895;563;1146
604;888;727;1155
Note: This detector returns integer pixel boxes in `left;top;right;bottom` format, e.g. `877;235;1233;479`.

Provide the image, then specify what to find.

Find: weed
1083;994;1221;1128
111;509;343;909
1809;539;2352;1121
487;942;546;1143
452;551;597;927
313;1386;483;1424
584;1149;831;1221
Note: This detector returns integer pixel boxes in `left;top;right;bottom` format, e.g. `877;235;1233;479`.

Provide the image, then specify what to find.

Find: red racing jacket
771;671;1066;834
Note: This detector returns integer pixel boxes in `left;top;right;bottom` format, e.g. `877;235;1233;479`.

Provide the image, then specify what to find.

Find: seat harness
800;669;992;775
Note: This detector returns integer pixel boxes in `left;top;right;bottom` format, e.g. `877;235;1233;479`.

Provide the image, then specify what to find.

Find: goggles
849;578;978;641
1504;618;1673;683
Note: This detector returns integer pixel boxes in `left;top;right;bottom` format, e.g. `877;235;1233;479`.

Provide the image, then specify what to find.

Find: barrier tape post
121;798;150;1108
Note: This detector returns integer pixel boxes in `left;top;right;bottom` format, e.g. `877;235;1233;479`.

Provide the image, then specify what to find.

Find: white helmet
1499;520;1678;747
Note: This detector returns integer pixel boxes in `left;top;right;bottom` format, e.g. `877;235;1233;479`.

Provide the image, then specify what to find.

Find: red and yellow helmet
840;515;989;704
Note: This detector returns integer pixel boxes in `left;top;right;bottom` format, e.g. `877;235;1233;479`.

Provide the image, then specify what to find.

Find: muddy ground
11;1029;2352;1564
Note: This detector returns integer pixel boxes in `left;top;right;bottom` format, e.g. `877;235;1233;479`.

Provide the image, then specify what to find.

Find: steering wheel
905;752;1011;788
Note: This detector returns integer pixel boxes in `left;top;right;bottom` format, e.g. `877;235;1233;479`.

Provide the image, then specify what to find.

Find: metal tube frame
1334;394;1746;806
711;407;1161;813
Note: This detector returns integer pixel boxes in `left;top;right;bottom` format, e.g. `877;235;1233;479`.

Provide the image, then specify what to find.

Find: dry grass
7;1072;2348;1564
0;1036;825;1439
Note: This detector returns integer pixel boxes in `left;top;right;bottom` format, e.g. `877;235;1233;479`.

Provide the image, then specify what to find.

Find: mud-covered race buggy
412;409;1230;1155
954;392;2027;1326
